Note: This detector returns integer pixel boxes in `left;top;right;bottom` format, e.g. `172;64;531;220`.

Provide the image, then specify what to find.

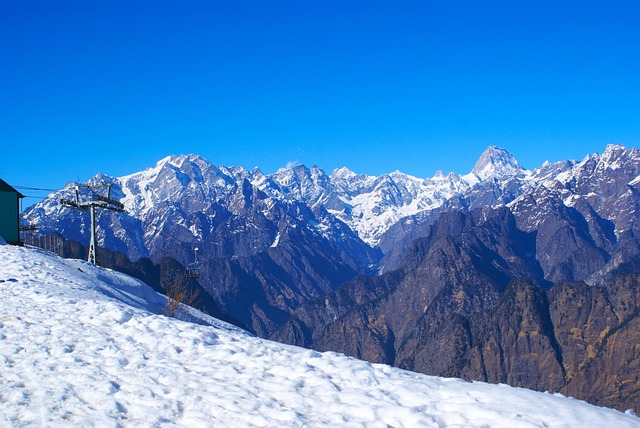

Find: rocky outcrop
272;207;537;363
273;207;640;412
462;279;566;391
551;275;640;411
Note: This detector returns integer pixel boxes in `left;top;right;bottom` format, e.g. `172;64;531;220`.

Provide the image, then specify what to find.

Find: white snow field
0;243;638;427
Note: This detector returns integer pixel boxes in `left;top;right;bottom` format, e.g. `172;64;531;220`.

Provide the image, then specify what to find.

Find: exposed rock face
464;274;640;411
277;274;640;412
272;207;538;358
272;207;640;412
550;276;640;411
461;280;567;391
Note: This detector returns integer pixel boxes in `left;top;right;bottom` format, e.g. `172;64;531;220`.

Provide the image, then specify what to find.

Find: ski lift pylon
184;247;200;279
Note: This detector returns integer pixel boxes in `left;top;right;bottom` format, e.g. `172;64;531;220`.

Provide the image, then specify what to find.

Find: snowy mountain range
1;242;638;426
19;143;640;412
24;144;640;272
25;145;640;254
22;145;640;331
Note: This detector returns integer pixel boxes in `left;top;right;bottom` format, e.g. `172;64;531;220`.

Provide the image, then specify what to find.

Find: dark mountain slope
272;208;544;360
272;207;640;411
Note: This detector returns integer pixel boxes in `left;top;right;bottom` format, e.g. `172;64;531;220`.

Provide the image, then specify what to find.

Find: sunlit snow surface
1;244;638;427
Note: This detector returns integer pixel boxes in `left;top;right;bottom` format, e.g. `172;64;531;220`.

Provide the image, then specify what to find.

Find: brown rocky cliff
272;207;640;412
550;275;640;411
463;279;566;391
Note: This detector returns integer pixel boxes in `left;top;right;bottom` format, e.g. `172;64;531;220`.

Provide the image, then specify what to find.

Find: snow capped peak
23;144;640;261
575;144;640;173
603;143;627;156
164;153;215;171
166;154;188;167
599;144;637;169
120;154;212;185
331;166;358;180
389;169;417;180
471;146;523;180
155;154;175;167
430;170;458;182
388;170;426;187
250;166;266;183
273;164;304;180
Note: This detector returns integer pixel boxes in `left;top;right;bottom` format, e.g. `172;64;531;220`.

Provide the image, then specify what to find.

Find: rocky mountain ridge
25;145;534;255
272;206;640;412
22;144;640;336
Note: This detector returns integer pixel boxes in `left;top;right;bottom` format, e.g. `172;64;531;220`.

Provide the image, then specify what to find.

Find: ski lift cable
13;185;61;192
106;220;206;271
87;222;274;301
43;185;239;273
33;197;204;263
21;195;49;199
120;231;271;304
22;183;213;274
45;216;207;281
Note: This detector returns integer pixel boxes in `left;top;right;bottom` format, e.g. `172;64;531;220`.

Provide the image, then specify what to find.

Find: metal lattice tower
60;183;125;265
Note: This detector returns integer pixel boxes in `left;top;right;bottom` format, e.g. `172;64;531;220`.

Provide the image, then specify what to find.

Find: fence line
23;233;65;258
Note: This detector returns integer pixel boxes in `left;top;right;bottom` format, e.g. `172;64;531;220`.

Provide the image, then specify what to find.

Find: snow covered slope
0;244;638;427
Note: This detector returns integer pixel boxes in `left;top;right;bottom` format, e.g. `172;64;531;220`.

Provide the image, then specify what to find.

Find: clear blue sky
1;1;639;201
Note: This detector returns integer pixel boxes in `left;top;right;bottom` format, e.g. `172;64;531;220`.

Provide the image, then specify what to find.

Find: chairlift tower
60;183;125;265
